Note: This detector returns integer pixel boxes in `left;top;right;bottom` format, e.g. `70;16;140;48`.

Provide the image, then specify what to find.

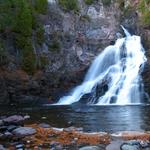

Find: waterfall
57;27;147;105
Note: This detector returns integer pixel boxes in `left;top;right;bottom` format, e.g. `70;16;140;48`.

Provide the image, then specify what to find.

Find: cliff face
0;0;149;105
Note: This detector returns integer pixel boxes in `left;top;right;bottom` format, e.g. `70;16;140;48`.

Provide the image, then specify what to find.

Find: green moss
84;0;94;5
36;25;45;45
15;35;36;74
123;5;133;17
34;0;48;14
138;0;150;26
142;10;150;25
0;0;15;32
58;0;79;12
21;40;36;74
14;0;32;37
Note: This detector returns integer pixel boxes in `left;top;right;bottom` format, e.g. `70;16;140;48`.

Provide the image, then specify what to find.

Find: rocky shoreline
0;115;149;150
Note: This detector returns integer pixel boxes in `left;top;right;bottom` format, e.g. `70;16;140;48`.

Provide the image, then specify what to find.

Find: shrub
84;0;94;5
34;0;48;14
138;0;150;26
36;25;45;45
21;40;36;74
14;0;32;37
0;0;15;32
0;0;48;73
58;0;79;12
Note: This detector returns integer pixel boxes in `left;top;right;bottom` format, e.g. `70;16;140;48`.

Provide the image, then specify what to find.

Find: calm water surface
0;105;150;133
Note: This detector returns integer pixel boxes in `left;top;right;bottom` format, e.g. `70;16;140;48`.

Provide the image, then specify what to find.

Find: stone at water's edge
12;127;36;136
38;123;51;128
3;115;24;124
0;116;150;150
0;120;4;126
0;145;6;150
106;140;124;150
79;146;100;150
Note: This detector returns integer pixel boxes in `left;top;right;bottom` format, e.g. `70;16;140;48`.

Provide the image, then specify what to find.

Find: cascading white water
57;28;147;105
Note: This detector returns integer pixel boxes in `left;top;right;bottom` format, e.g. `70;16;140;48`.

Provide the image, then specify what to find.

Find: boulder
39;123;51;128
12;127;36;136
121;144;140;150
79;146;101;150
3;115;24;124
0;120;4;126
106;140;124;150
0;145;6;150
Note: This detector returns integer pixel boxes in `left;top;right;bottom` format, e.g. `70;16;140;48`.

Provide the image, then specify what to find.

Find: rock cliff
0;0;149;104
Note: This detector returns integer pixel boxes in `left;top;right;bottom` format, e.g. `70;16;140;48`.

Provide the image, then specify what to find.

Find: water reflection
64;105;150;132
0;105;150;133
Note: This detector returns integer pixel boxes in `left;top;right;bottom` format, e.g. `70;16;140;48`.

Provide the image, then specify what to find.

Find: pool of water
0;104;150;133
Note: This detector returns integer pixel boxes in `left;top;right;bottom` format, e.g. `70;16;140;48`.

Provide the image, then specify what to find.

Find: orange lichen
120;131;150;141
24;124;111;146
21;124;150;149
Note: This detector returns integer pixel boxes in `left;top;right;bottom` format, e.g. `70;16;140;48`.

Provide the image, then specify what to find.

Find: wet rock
106;140;124;150
120;140;142;150
79;146;100;150
41;116;47;119
55;144;63;150
40;143;50;149
63;126;83;132
12;127;36;136
16;144;24;149
121;144;141;150
0;145;6;150
76;127;83;132
140;141;150;148
7;125;18;131
0;120;4;126
124;140;140;145
23;115;30;120
39;123;51;128
3;115;24;124
0;133;4;139
0;126;7;132
47;133;55;138
4;131;13;138
63;126;76;132
67;121;73;126
50;141;61;147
